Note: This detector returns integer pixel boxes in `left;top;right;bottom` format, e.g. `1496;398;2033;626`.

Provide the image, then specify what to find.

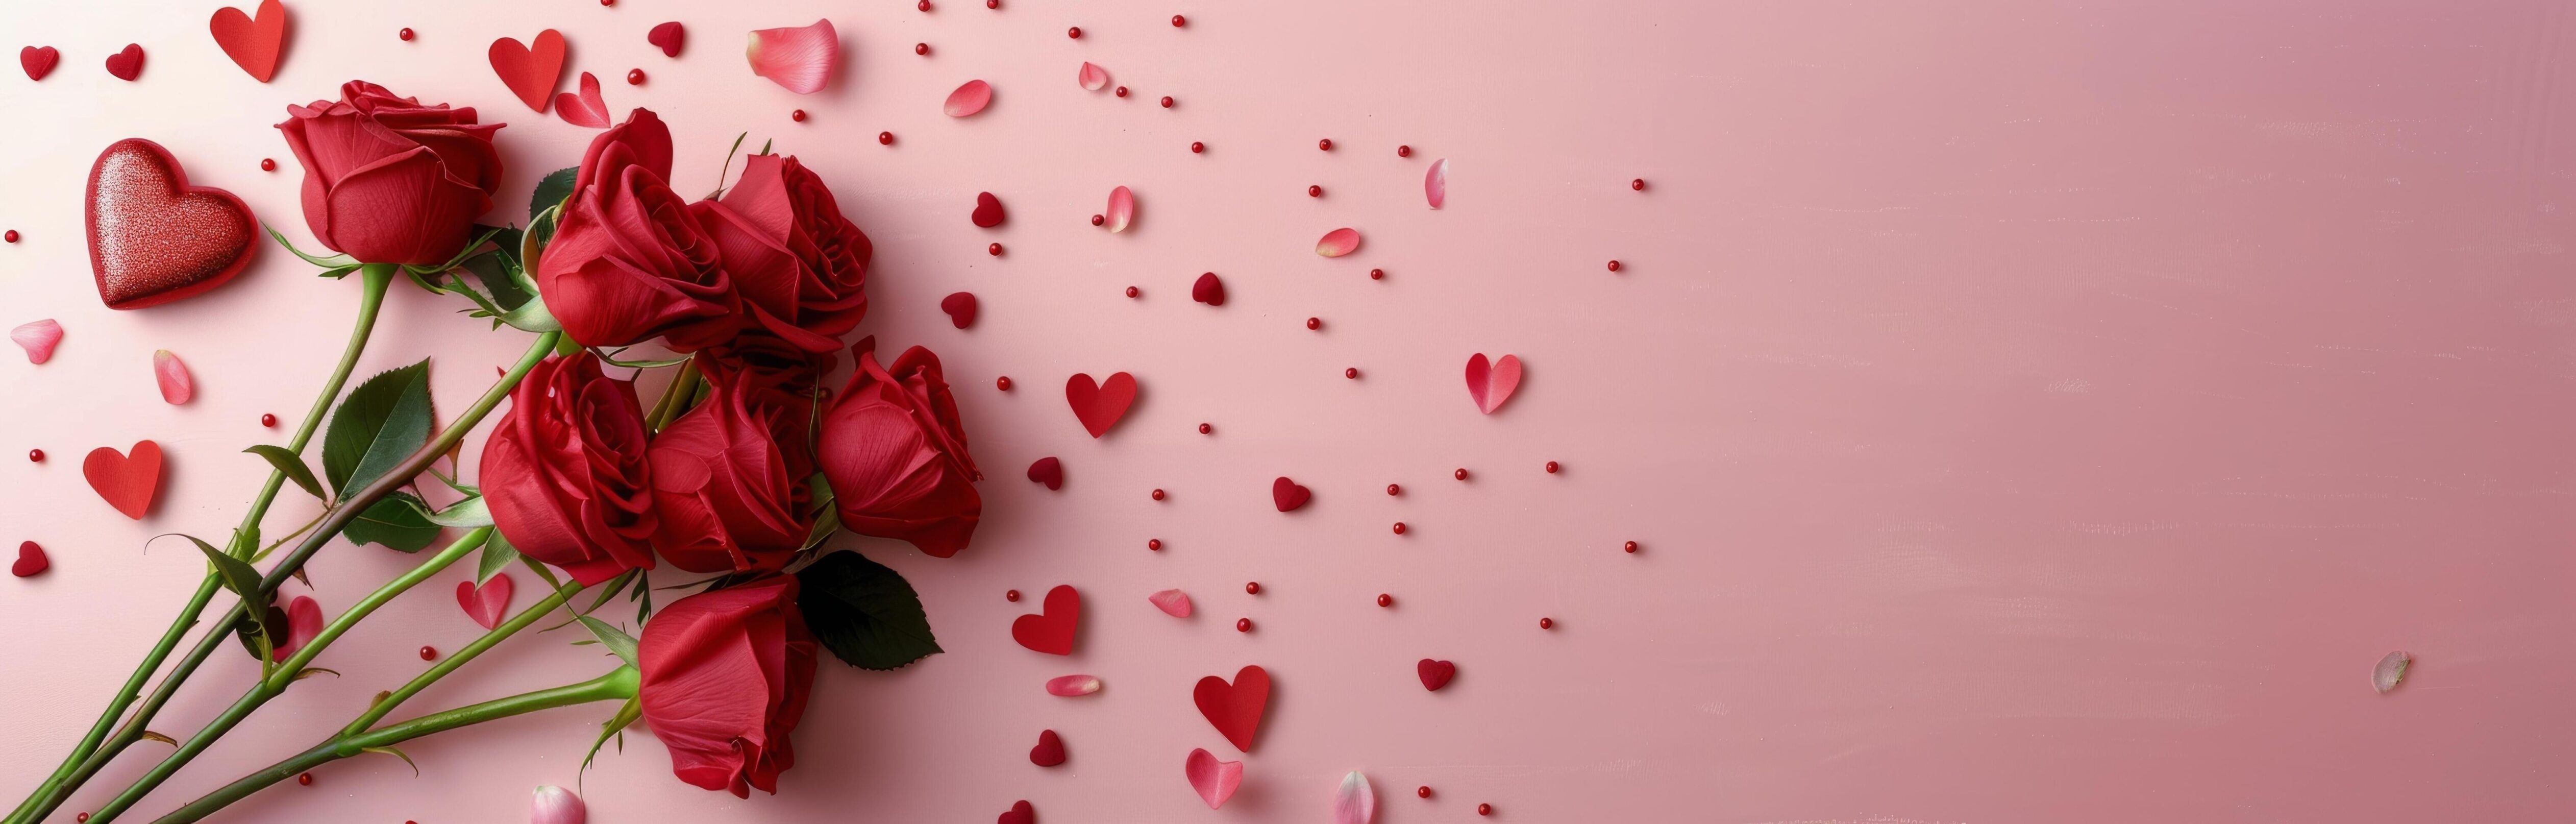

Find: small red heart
1193;665;1271;753
83;441;163;520
1271;476;1310;513
554;71;610;128
1025;456;1062;491
646;21;686;58
1418;659;1456;691
972;191;1006;228
1010;584;1079;655
940;292;978;329
1064;372;1137;438
86;139;259;309
456;574;512;630
103;43;144;81
1028;729;1066;767
20;45;59;81
488;30;566;112
1192;272;1226;306
208;0;286;83
997;800;1034;824
12;541;48;577
1465;353;1523;415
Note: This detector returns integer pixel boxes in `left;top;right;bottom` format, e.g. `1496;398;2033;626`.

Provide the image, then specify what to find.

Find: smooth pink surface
1;2;2572;822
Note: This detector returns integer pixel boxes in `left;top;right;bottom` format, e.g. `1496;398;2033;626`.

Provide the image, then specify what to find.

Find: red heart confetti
1064;372;1136;438
20;46;59;81
1418;659;1456;691
1271;477;1310;513
86;139;259;309
1184;747;1244;809
646;21;685;57
1010;584;1079;655
12;541;48;577
1029;729;1066;767
104;44;144;81
940;292;978;328
1465;353;1522;415
83;441;163;520
207;0;286;83
997;801;1034;824
554;71;610;128
456;574;512;630
1193;665;1271;752
487;30;566;112
1025;456;1062;490
1192;272;1226;306
971;191;1006;228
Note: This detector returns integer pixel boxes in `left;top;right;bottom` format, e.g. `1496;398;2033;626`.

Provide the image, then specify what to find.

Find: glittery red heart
85;139;257;309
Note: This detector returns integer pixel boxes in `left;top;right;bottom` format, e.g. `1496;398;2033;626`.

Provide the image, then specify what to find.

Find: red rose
537;109;738;351
647;371;818;574
817;337;981;558
277;81;504;265
694;154;871;353
480;353;657;585
638;576;816;798
693;332;837;420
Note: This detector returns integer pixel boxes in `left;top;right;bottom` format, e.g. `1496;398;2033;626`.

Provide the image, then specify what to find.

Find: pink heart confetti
1425;158;1448;209
554;71;610;128
1334;771;1377;824
1148;588;1193;617
1185;748;1243;809
153;350;193;405
1078;61;1108;91
647;21;685;57
1464;353;1522;415
457;574;512;630
945;79;994;117
1104;186;1135;233
748;19;837;94
1045;674;1103;696
13;319;61;364
1316;228;1360;257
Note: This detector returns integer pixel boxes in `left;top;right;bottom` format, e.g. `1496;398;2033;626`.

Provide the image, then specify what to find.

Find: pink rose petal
1078;61;1109;91
13;319;61;364
1316;228;1361;257
1185;748;1243;810
271;595;321;661
532;785;587;824
1105;185;1136;233
1425;158;1447;209
747;19;837;94
1334;771;1376;824
554;71;610;128
945;79;994;117
1149;588;1193;617
153;350;193;405
1046;674;1104;696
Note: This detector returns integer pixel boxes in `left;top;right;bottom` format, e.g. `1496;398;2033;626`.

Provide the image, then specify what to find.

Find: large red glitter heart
86;139;257;309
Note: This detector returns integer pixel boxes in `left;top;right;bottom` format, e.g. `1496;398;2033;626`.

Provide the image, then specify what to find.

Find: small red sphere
996;376;1013;391
1378;593;1393;608
1091;214;1106;226
261;414;277;427
1198;423;1212;434
914;42;929;55
1006;589;1021;602
1624;541;1639;554
878;131;895;146
791;109;808;122
1539;618;1553;629
418;645;435;661
1115;86;1129;98
76;814;89;823
1545;461;1560;474
627;68;645;85
3;230;17;243
1385;483;1399;496
297;772;313;787
1368;268;1385;280
1305;317;1320;330
1345;367;1359;379
1245;581;1260;594
1148;538;1163;551
1190;141;1205;154
1318;138;1333;151
1392;522;1407;535
918;0;931;10
988;243;1004;256
27;449;42;463
259;158;276;172
398;28;415;41
1632;178;1646;190
1068;26;1082;38
1308;185;1323;198
1454;468;1469;481
1398;145;1413;157
988;0;999;7
1418;786;1431;798
1151;489;1166;501
600;0;613;6
1235;618;1252;632
1172;14;1186;26
1125;286;1140;298
1607;259;1623;272
1479;803;1494;816
1159;96;1175;108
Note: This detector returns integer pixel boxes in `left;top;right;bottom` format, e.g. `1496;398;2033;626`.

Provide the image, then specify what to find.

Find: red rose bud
647;373;816;574
482;353;658;585
818;337;981;558
538;109;739;351
277;81;504;265
639;576;816;798
696;154;872;353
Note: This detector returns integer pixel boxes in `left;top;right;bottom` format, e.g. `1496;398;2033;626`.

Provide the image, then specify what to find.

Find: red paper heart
103;43;144;81
997;801;1034;824
87;139;258;309
1271;477;1310;512
208;0;286;82
12;541;48;577
456;574;512;629
1029;729;1066;767
1192;272;1226;306
1064;372;1136;438
555;71;609;128
1418;659;1456;691
941;292;978;329
1025;456;1062;490
488;30;565;112
1010;584;1079;655
1465;353;1523;415
972;192;1006;228
83;441;163;520
1193;665;1271;753
646;21;685;58
20;45;59;81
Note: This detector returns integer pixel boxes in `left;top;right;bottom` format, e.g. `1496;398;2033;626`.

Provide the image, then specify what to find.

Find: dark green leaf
461;225;533;311
531;166;579;221
321;359;435;495
186;535;262;601
577;617;640;668
242;445;325;501
345;492;440;552
478;532;522;585
796;551;942;670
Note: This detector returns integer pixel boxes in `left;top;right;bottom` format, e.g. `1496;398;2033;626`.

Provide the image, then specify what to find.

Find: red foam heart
208;0;286;82
646;21;685;58
997;801;1034;824
1025;456;1062;491
941;292;978;329
1064;372;1136;438
456;574;512;629
488;30;565;112
1465;353;1523;415
1418;659;1456;691
1193;665;1271;753
1029;729;1066;767
87;139;258;309
104;43;144;81
12;541;48;577
972;191;1006;228
1010;584;1079;655
1271;477;1310;512
83;441;163;520
20;45;59;81
1192;272;1226;306
554;71;609;128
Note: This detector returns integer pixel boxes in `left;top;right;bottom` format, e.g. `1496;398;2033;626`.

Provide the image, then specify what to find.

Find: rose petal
747;19;838;94
555;71;610;128
13;319;61;364
1046;674;1103;696
1192;272;1225;306
1148;588;1193;617
532;785;587;824
1105;185;1136;233
1185;748;1243;810
153;349;193;404
1078;61;1109;91
945;79;994;117
2374;650;2411;694
1425;158;1447;209
271;595;321;661
1334;771;1376;824
1316;228;1360;258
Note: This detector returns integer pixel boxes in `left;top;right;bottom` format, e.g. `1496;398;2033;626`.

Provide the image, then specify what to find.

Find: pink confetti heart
647;21;685;57
456;574;512;630
940;292;978;329
1104;185;1135;233
748;19;836;94
1192;272;1225;306
554;71;610;128
1184;747;1243;809
12;541;48;577
1025;456;1063;490
945;79;994;117
13;320;61;364
1464;353;1522;415
1045;674;1102;696
153;350;193;405
1078;61;1108;91
1148;588;1193;617
1316;227;1360;257
1425;158;1448;209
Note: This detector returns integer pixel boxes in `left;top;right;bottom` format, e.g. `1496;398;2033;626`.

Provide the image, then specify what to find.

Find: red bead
1623;541;1639;554
417;645;435;661
1308;185;1323;198
1392;522;1407;535
995;376;1013;391
1235;618;1252;632
259;158;276;172
1305;317;1320;330
1198;423;1212;434
1545;461;1559;474
790;109;807;122
1151;489;1166;501
1479;803;1494;816
297;772;313;786
1631;178;1646;191
627;68;645;85
398;28;414;41
76;814;88;822
1368;268;1385;280
260;414;277;427
1385;483;1399;496
1318;138;1333;151
878;131;895;146
600;0;613;5
1538;618;1552;629
1607;259;1622;272
27;449;41;463
1160;96;1175;108
1190;141;1205;154
1115;86;1129;98
918;0;931;10
3;230;16;243
1454;468;1469;480
915;42;929;55
987;0;999;7
1091;214;1106;226
1172;14;1186;26
1006;589;1021;602
1345;367;1359;379
1417;786;1431;798
1148;538;1163;551
1397;145;1413;157
1245;581;1260;594
988;243;1004;256
1377;594;1393;608
1125;286;1140;298
1067;26;1082;38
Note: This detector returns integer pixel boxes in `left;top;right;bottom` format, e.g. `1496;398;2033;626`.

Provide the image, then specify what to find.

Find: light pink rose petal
945;79;994;117
532;785;586;824
1078;61;1109;91
2374;650;2411;694
554;71;610;128
1425;158;1447;209
1185;748;1243;810
1334;771;1376;824
747;19;838;94
13;319;61;364
1105;185;1136;233
1046;674;1104;696
154;349;193;405
1316;228;1361;257
1148;588;1193;617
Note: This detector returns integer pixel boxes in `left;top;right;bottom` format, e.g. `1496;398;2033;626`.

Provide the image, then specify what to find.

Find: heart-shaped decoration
104;44;144;81
646;21;685;58
1029;729;1066;767
83;441;163;520
1025;456;1062;491
86;139;259;309
20;45;59;81
1193;665;1270;752
1010;584;1079;655
488;30;566;112
456;574;513;629
554;71;609;128
12;541;48;577
941;292;978;329
1465;353;1522;415
972;191;1006;228
1192;272;1225;306
1064;372;1137;438
1417;659;1456;691
208;0;286;82
1184;747;1243;809
1271;477;1310;513
996;800;1034;824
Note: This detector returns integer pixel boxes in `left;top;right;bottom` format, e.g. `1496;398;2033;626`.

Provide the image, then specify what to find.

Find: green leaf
345;492;440;552
796;551;942;670
422;495;492;528
321;359;435;496
361;745;420;777
242;445;325;501
522;204;561;279
261;223;358;269
478;532;522;585
576;617;640;668
531;166;579;221
187;534;263;602
583;697;642;771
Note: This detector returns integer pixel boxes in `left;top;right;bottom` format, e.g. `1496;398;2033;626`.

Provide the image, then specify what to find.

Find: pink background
4;1;2575;821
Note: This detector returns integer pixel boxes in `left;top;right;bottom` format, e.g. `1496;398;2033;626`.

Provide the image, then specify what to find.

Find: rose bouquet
5;82;978;824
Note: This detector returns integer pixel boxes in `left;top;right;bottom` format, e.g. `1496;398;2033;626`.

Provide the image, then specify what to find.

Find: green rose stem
646;358;701;431
7;264;397;824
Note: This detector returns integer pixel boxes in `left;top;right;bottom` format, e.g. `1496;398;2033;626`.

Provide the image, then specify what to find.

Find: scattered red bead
1067;26;1082;38
1235;618;1252;632
260;413;277;427
988;243;1004;256
1091;214;1106;226
600;0;613;6
878;131;895;146
915;42;929;55
76;814;88;822
1392;522;1407;535
1159;95;1175;108
1147;538;1163;551
996;376;1013;391
1385;483;1399;496
1305;317;1321;330
1378;593;1393;608
27;449;41;463
1607;259;1622;272
1623;541;1639;554
418;645;435;661
398;28;414;41
1125;286;1140;298
1345;367;1359;379
1398;145;1413;157
1151;489;1166;501
1538;618;1552;630
1245;581;1260;595
987;0;999;7
918;0;931;10
1454;468;1469;481
1172;14;1186;26
3;230;16;244
1115;86;1129;98
1308;185;1323;198
1368;268;1385;280
1006;589;1021;602
1198;423;1212;434
297;772;313;786
1318;138;1333;151
1190;141;1205;153
1478;803;1494;816
790;109;807;122
259;158;276;172
1545;461;1559;474
1632;178;1646;190
1418;786;1431;798
627;68;645;85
